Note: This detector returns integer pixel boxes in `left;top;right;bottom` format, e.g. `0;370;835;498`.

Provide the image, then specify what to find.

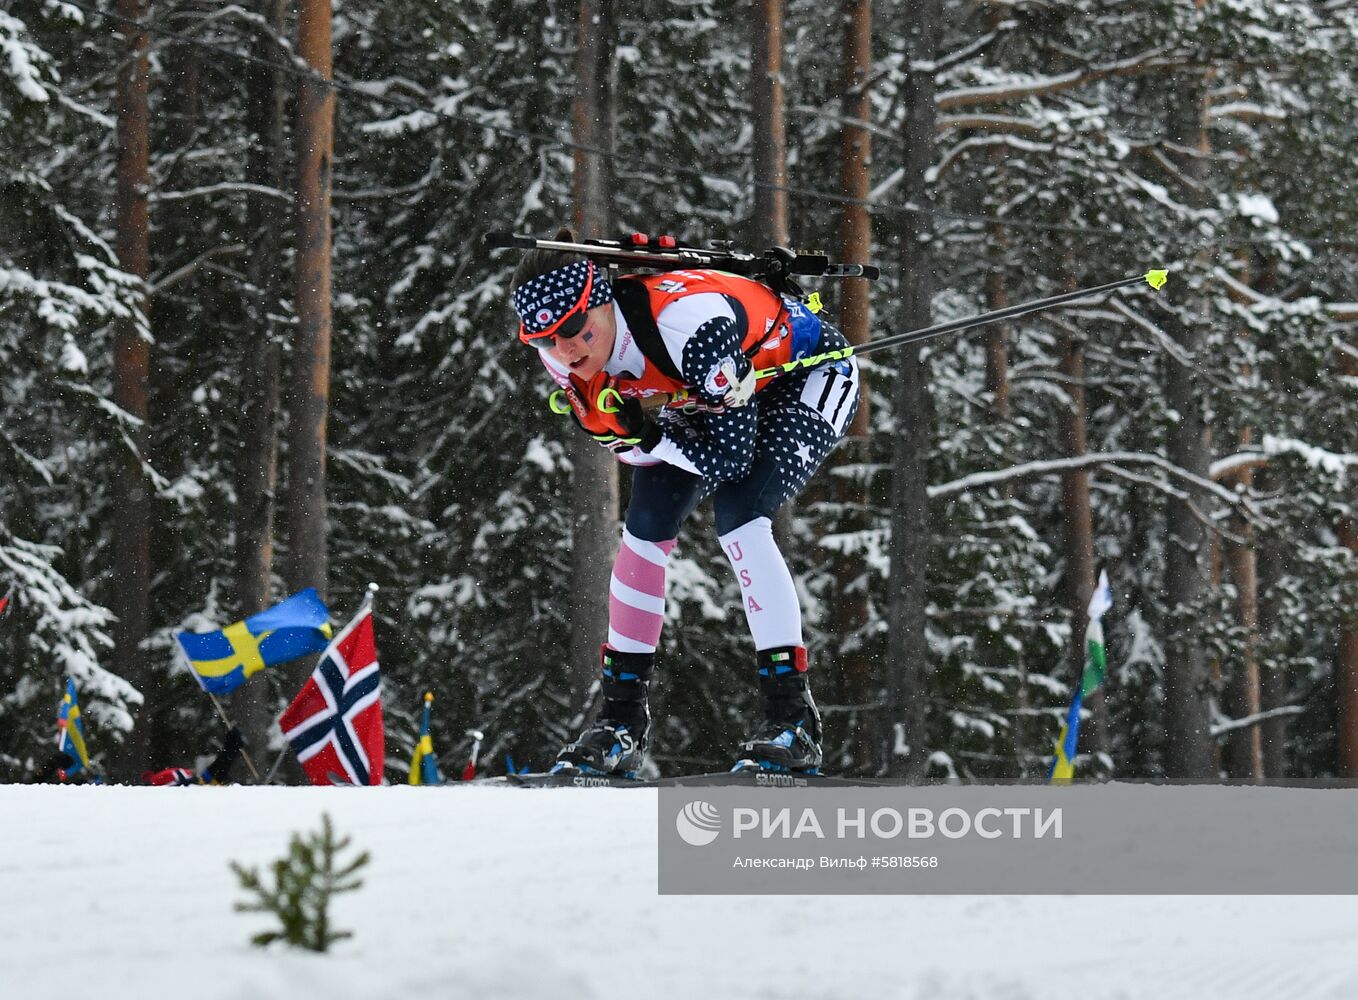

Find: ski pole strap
547;386;692;416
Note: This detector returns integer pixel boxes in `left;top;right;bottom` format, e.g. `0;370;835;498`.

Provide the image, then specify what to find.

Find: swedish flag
175;588;332;695
56;678;90;780
408;691;443;785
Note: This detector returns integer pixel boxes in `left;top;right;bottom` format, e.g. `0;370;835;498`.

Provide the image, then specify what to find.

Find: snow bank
2;785;1356;999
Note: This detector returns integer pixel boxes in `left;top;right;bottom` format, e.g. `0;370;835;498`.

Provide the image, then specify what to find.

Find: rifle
484;230;878;299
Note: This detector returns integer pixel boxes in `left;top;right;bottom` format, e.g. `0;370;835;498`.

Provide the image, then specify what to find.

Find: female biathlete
509;232;859;776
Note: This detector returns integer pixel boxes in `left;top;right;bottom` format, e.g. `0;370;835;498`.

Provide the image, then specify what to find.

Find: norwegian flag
279;601;384;786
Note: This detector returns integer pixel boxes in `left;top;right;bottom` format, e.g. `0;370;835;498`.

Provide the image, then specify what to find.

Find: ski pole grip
753;346;857;381
548;390;573;415
596;387;625;414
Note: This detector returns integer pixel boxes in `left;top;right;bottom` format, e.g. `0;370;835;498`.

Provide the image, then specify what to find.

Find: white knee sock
718;516;804;649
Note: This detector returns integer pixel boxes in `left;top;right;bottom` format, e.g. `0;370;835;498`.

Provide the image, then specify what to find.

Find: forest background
3;0;1357;784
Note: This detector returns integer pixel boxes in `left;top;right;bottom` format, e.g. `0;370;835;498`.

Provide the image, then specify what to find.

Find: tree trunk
830;0;877;773
1255;265;1287;778
985;232;1026;777
1056;296;1109;767
1254;499;1286;778
885;0;940;779
233;0;289;774
1337;345;1358;779
111;0;153;781
750;0;795;549
161;37;200;233
1221;261;1263;782
984;231;1009;423
1338;513;1358;779
1157;41;1217;779
838;0;872;438
981;158;1041;777
1161;321;1215;780
568;0;620;711
288;0;333;599
750;0;788;247
1222;488;1263;781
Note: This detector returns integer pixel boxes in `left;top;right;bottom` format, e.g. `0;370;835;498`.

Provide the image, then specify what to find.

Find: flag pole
205;691;263;783
361;581;378;611
175;633;263;784
265;745;290;784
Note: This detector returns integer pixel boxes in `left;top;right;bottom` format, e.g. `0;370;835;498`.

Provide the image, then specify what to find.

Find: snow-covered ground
3;784;1356;999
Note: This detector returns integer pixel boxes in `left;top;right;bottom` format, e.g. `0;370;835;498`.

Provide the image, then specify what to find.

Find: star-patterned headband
512;259;614;343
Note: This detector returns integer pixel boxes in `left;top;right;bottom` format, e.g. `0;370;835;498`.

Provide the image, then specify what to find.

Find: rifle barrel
483;232;875;282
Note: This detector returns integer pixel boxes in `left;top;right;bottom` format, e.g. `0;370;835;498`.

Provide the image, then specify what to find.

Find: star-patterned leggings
624;354;861;542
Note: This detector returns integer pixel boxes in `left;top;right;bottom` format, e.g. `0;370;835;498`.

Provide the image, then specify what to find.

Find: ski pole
751;268;1168;380
550;268;1166;415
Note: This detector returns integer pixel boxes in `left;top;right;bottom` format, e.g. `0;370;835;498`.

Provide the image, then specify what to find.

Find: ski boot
733;646;823;774
552;647;653;778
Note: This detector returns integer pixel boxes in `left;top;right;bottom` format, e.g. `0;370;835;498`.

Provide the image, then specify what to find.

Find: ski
667;770;877;789
477;770;879;789
496;771;649;789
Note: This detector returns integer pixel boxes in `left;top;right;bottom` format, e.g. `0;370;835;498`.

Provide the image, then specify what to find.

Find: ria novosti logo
675;800;722;846
672;800;1064;847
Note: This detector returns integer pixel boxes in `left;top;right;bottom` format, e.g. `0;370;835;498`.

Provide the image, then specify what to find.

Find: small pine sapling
231;812;370;951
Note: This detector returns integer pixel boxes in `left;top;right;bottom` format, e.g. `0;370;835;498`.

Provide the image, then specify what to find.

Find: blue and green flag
1050;571;1112;784
175;588;332;695
56;678;89;780
408;691;443;786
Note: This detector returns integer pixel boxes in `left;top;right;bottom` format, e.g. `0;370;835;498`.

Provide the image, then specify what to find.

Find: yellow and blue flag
56;678;90;780
408;691;443;785
175;588;332;695
1050;571;1113;784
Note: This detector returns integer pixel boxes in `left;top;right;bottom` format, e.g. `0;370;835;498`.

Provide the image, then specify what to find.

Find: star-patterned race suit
541;273;858;515
539;270;860;652
532;266;858;771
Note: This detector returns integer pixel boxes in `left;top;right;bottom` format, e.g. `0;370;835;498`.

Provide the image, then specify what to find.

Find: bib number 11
801;361;859;434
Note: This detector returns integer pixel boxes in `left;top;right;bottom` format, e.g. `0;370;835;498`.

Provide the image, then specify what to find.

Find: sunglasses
518;262;596;350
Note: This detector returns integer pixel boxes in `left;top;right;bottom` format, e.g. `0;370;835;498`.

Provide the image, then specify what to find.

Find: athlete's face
538;302;616;380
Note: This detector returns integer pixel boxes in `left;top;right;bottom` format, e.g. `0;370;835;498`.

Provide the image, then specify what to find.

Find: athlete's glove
592;390;663;454
705;356;756;408
562;376;662;454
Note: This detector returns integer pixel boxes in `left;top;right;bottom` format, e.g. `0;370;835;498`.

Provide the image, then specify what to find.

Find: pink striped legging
606;529;676;653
